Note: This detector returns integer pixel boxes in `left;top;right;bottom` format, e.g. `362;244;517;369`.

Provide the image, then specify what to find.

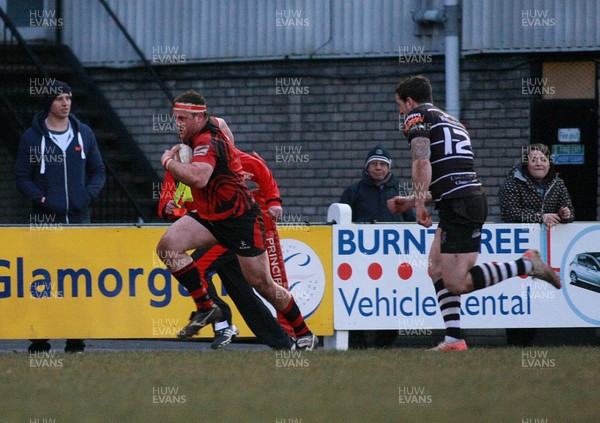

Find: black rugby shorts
188;203;266;257
437;195;488;254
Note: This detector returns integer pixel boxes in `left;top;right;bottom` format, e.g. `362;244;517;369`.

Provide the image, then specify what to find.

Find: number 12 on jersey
443;127;473;156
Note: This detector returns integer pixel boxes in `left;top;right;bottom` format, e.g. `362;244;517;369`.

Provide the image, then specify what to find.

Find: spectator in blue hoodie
14;80;105;353
15;80;105;225
339;144;415;348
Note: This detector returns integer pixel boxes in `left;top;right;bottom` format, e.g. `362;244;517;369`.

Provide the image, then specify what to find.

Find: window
542;61;596;100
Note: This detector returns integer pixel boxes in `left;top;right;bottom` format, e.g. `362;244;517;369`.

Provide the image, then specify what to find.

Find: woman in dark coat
499;143;574;346
499;143;574;226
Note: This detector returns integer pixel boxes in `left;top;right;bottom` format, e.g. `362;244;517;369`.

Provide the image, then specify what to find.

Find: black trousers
192;248;292;349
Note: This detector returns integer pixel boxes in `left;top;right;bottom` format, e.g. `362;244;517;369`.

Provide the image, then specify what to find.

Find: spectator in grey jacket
499;143;574;346
339;145;415;348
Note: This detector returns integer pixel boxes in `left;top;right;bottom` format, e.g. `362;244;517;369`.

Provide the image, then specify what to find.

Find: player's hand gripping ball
175;144;193;164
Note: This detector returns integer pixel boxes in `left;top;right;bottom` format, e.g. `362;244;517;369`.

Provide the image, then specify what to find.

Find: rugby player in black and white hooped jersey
387;75;561;351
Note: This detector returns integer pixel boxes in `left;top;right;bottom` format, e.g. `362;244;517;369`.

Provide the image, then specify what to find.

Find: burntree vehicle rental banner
333;223;600;330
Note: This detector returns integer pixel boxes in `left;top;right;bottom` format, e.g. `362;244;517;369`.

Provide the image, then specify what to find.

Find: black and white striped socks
469;259;533;291
434;279;462;341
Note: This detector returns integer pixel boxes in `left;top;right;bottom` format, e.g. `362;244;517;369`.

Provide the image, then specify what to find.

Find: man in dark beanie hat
341;145;414;224
15;79;105;354
39;79;72;112
339;144;415;348
364;144;392;169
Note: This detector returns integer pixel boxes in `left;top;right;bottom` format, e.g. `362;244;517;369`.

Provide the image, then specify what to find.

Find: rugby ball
176;144;193;164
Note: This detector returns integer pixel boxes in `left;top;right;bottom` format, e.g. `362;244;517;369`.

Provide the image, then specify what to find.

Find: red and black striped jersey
188;118;253;219
403;103;484;202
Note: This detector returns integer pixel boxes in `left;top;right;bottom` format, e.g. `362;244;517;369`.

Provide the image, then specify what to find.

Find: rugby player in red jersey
156;91;316;350
159;145;294;349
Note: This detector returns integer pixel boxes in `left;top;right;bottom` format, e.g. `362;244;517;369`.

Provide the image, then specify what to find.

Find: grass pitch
1;346;598;422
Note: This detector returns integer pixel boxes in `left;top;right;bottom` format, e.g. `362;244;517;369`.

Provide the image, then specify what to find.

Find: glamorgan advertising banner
0;226;332;339
333;223;599;330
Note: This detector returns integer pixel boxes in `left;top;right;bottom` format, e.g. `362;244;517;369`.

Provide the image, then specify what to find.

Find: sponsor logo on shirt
403;113;426;135
193;145;209;156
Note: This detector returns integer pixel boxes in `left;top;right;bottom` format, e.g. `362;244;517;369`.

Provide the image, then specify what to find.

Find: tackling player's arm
215;117;235;145
161;146;214;189
244;151;283;219
157;171;176;219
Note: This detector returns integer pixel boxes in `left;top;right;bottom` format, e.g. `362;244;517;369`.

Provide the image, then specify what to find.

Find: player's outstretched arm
411;137;433;228
387;192;432;214
387;196;415;214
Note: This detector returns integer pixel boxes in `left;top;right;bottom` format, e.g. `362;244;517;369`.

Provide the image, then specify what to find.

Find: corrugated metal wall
462;0;600;54
10;0;595;66
60;0;446;66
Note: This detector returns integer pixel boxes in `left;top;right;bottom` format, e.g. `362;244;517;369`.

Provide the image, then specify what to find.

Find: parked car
569;252;600;287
